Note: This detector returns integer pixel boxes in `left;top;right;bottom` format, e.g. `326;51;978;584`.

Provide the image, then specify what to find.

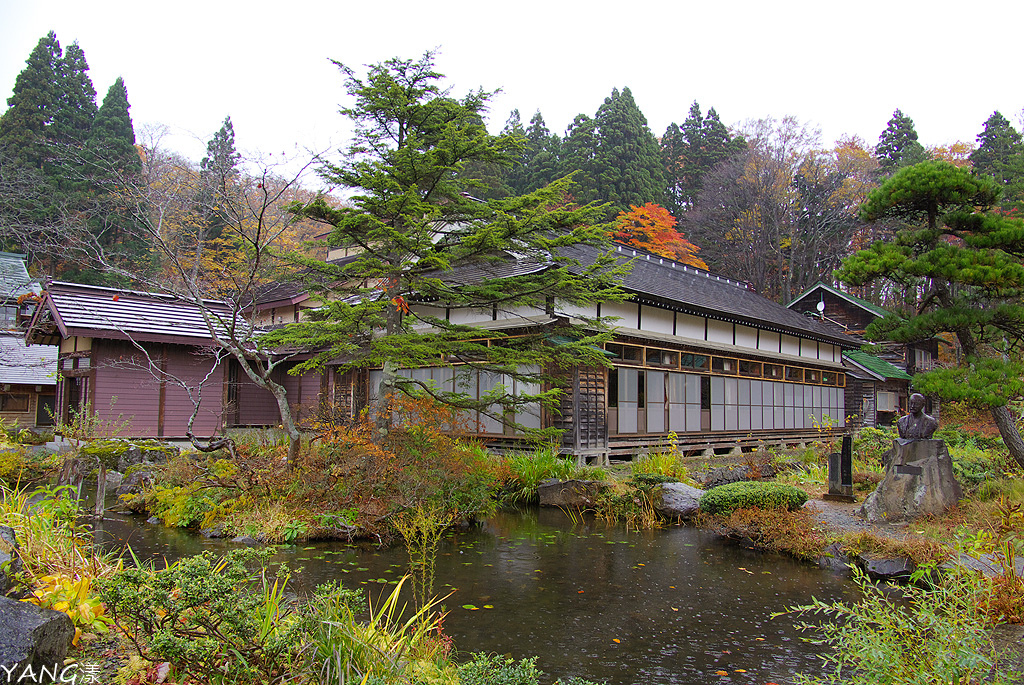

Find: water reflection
91;507;854;684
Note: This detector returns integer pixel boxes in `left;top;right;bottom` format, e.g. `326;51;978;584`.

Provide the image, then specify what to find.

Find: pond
89;507;856;685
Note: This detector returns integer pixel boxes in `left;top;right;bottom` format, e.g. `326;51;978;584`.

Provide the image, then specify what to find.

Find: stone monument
859;393;963;523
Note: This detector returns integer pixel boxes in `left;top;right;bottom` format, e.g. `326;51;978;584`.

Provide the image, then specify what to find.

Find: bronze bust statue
897;393;939;440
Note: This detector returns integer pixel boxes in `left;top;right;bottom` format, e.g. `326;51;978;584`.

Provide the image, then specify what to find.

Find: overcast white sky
3;0;1024;185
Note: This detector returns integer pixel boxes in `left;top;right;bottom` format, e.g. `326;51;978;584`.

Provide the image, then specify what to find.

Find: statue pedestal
859;439;963;523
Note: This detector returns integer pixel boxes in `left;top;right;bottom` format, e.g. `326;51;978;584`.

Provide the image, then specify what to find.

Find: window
739;360;762;377
821;371;835;385
0;394;29;412
711;357;737;374
646;348;678;368
681;354;708;370
608;369;618;408
764;363;783;379
606;343;641;364
785;366;803;382
805;369;821;384
877;391;897;412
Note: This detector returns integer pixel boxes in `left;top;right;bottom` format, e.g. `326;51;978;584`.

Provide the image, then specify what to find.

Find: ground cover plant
699;480;808;515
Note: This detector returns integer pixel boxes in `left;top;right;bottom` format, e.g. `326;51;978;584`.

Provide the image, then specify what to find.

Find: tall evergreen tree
875;109;929;173
83;77;143;267
589;87;665;214
199;116;241;238
0;32;62;172
51;42;97;149
661;102;744;217
523;110;561;192
970;111;1024;207
560;113;598;203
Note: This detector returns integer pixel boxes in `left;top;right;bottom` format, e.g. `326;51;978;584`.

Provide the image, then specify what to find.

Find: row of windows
608;368;844;435
606;343;844;387
370;366;542;435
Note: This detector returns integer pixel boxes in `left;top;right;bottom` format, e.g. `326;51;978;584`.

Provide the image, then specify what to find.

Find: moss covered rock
79;439;177;471
698;481;808;515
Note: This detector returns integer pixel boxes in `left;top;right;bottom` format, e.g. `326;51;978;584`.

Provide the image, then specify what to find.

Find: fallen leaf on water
714;671;728;676
578;590;585;594
461;604;479;610
755;637;765;641
613;638;620;643
669;585;676;589
638;563;645;566
734;669;746;673
671;607;678;611
483;605;494;609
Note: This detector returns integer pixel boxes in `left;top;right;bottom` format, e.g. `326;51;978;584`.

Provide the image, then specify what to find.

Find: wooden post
93;462;106;517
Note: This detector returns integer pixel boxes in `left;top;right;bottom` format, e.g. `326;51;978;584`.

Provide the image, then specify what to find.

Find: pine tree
839;160;1024;469
875;109;929;173
265;52;625;438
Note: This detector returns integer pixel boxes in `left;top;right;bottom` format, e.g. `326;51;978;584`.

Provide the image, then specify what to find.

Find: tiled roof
557;243;854;347
0;333;57;385
27;282;238;345
0;252;40;301
844;349;912;381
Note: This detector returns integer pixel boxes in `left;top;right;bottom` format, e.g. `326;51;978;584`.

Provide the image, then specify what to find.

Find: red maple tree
611;202;708;269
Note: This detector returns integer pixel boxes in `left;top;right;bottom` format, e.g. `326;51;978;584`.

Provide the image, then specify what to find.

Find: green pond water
89;507;856;684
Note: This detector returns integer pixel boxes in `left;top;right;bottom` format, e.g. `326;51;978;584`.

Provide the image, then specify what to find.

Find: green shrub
97;548;304;684
699;481;808;515
853;426;897;465
458;654;601;685
949;441;1008;488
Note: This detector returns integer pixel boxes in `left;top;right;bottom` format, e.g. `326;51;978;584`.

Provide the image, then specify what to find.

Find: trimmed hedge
699;481;808;515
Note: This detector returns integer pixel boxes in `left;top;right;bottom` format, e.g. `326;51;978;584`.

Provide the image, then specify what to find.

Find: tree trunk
992;404;1024;470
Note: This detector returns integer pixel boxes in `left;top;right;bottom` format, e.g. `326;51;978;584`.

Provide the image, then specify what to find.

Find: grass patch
703;507;828;560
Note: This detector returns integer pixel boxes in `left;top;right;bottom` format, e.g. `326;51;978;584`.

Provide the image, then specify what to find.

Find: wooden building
24;282;316;439
787;282;939;427
0;253;55;428
329;244;858;461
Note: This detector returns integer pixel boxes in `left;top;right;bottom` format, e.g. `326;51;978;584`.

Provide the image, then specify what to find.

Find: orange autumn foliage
612;202;708;269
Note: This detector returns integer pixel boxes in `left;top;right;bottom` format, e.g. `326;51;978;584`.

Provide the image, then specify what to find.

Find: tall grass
629;450;689;481
499;446;583;504
0;482;119;582
309;575;456;685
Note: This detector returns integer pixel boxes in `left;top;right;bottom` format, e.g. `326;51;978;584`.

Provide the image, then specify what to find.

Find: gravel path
802;496;915;541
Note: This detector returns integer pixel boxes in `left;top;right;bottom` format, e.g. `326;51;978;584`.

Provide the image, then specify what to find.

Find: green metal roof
843;349;912;380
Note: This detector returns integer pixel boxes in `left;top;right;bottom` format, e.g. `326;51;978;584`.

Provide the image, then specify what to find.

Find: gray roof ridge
612;242;751;291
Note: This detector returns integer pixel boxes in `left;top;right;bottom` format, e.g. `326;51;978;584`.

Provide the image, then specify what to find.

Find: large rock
0;526;22;596
654;483;704;519
700;463;777;489
0;596;74;680
857;554;915;581
859;439;963;523
942;552;1024;579
116;468;154;498
537;479;608;508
